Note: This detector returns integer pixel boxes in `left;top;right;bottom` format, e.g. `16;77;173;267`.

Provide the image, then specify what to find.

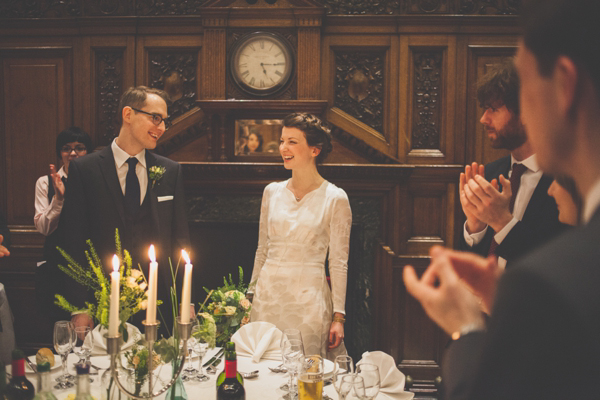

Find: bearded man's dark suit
58;146;190;327
442;206;600;399
459;155;566;266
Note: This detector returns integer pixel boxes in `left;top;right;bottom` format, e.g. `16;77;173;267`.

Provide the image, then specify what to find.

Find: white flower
224;306;237;315
131;269;143;280
126;276;137;288
139;300;148;310
240;298;251;310
139;282;147;291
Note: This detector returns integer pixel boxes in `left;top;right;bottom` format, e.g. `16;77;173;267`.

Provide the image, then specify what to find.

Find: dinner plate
26;355;62;372
324;359;334;378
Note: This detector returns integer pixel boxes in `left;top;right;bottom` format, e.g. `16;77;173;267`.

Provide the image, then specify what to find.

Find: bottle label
11;359;25;377
225;360;237;379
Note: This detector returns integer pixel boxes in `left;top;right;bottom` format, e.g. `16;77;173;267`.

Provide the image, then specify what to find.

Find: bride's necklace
289;179;322;201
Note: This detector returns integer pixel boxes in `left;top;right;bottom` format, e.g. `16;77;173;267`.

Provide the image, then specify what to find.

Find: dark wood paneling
1;47;72;226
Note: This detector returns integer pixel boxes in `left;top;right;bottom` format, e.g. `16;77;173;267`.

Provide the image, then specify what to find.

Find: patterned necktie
125;157;140;216
488;163;528;257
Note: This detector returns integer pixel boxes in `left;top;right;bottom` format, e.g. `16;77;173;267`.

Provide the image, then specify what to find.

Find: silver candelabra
106;317;192;400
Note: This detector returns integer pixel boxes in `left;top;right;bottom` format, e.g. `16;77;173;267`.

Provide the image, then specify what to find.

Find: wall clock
229;32;294;96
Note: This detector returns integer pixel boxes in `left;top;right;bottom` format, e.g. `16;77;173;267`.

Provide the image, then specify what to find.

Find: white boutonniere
148;165;166;188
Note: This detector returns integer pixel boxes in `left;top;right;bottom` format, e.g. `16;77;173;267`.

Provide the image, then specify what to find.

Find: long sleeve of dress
34;175;64;236
248;184;272;293
328;190;352;315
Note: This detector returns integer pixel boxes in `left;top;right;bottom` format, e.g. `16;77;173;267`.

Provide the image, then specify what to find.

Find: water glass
282;339;305;399
356;363;380;400
190;324;212;382
280;329;304;391
54;320;75;389
333;355;354;397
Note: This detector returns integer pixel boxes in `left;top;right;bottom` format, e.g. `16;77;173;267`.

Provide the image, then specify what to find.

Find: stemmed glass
54;320;75;389
182;305;198;381
333;355;354;399
282;339;305;400
189;324;212;382
356;363;380;400
73;326;94;381
280;329;303;391
338;375;365;400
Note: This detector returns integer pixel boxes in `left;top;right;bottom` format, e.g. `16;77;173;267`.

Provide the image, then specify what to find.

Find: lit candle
181;250;193;324
147;245;158;325
109;255;120;337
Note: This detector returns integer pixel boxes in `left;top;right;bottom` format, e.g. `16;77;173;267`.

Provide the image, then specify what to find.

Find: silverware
268;363;287;373
203;348;225;367
206;351;224;374
240;370;259;379
25;357;37;373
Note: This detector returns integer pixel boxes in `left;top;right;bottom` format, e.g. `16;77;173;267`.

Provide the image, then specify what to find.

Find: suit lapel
145;152;161;234
99;146;126;226
522;174;553;219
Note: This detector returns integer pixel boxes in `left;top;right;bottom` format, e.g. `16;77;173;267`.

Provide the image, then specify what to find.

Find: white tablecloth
9;349;341;400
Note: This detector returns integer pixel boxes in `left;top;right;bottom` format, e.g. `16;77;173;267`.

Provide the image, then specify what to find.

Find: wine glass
181;304;198;381
54;320;75;389
73;326;93;382
333;355;354;398
282;339;305;400
356;363;380;400
190;324;212;382
280;329;303;391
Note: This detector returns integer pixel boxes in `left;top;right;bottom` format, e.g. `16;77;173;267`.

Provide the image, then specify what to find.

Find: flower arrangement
54;229;156;341
124;342;161;397
148;165;166;188
199;266;252;346
193;312;217;348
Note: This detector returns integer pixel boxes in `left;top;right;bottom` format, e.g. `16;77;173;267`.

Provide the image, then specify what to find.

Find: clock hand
262;63;286;66
260;62;268;75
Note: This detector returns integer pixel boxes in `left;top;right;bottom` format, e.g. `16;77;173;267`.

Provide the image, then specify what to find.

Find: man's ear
554;55;578;117
122;106;132;124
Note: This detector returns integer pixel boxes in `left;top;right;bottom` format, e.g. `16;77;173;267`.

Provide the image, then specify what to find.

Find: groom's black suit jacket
442;207;600;399
58;146;190;314
459;156;566;266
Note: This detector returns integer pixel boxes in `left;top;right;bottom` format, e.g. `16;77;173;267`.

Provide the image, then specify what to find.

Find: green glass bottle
5;349;34;400
216;342;245;400
32;362;57;400
73;364;93;400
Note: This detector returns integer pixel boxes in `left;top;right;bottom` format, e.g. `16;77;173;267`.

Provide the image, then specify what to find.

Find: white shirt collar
511;153;539;173
58;166;67;178
111;139;146;169
583;178;600;224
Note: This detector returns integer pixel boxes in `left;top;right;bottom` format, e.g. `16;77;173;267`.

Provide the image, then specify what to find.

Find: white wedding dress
249;179;352;359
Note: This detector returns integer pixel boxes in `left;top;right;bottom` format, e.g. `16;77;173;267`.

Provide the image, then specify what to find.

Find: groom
59;86;190;329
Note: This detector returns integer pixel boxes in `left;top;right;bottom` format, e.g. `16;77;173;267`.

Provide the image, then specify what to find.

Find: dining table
7;348;342;400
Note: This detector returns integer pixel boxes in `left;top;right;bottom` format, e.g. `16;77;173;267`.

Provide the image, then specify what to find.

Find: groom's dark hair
118;86;172;124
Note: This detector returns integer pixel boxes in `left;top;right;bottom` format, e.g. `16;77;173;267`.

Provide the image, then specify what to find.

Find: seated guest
548;175;583;226
404;0;600;397
33;127;92;338
459;60;566;268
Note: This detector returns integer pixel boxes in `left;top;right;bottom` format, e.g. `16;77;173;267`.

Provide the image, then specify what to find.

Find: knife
25;357;37;373
203;348;225;367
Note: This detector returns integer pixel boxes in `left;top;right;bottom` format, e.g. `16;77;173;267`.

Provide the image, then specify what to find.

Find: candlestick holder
106;318;193;400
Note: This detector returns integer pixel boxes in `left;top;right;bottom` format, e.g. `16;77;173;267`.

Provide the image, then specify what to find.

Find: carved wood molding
330;126;399;164
95;49;124;146
411;50;443;151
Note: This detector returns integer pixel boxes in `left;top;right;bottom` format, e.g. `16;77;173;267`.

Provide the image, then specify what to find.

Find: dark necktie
488;163;528;257
125;157;140;216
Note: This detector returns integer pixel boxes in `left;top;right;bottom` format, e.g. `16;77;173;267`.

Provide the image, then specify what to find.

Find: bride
248;113;352;359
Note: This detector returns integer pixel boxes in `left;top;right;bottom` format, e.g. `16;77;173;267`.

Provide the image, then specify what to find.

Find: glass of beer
298;355;325;400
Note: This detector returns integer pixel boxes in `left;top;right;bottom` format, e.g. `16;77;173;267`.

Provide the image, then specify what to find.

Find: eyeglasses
61;145;87;154
130;107;171;130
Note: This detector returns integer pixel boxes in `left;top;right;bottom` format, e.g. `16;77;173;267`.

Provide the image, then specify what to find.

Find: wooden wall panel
1;48;72;226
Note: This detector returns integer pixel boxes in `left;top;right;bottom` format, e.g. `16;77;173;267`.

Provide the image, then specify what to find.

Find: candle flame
149;245;156;262
112;254;120;273
181;249;191;265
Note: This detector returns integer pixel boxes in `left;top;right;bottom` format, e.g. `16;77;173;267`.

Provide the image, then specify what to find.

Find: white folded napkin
85;323;142;356
357;351;414;400
231;322;282;363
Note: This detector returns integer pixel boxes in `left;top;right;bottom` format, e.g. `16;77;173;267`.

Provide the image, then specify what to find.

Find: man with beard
459;60;566;270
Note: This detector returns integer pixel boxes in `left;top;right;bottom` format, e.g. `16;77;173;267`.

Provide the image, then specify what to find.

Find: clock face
230;32;294;96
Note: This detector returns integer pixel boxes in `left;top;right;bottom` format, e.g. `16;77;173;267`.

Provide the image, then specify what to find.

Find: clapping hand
403;246;485;336
461;162;513;233
50;164;66;201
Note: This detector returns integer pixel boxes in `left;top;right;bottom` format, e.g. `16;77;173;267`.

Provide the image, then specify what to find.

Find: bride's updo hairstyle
282;112;333;165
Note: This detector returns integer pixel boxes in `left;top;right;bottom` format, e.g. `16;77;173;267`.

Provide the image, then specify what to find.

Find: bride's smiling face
279;127;319;170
